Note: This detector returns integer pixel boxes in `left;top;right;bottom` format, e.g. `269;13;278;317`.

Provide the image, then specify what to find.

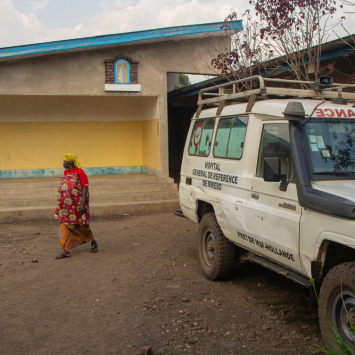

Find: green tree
179;73;191;88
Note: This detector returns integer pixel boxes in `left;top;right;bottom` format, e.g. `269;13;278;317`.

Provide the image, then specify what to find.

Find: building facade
0;22;241;179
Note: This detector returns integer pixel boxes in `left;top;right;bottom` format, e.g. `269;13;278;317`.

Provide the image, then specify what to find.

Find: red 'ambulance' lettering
314;108;355;118
335;109;346;117
316;109;324;117
324;109;335;117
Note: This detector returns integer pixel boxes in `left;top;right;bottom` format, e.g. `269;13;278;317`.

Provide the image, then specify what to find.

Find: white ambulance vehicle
179;76;355;343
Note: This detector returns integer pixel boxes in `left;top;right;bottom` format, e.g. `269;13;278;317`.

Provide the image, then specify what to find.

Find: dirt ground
0;212;323;355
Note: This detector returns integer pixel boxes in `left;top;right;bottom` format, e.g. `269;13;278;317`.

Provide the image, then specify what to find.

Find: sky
1;0;353;84
0;0;246;48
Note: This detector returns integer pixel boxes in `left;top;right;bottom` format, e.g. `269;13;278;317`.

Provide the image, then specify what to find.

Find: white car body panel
180;99;355;279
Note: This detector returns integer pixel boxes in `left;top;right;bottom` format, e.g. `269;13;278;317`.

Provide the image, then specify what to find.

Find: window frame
255;121;295;183
187;117;216;158
212;115;249;161
114;59;131;84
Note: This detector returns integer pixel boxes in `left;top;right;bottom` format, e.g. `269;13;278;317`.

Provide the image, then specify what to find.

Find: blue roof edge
0;21;242;60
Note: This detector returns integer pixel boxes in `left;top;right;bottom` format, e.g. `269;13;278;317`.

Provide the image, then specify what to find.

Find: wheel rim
331;290;355;344
203;230;215;266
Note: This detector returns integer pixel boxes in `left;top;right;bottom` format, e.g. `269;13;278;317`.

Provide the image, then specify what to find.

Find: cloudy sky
0;0;247;48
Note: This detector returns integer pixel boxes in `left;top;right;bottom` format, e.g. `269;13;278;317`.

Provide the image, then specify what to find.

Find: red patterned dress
55;168;93;251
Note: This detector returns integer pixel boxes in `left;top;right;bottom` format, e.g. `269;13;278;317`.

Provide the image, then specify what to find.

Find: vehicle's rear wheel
319;262;355;346
197;212;236;280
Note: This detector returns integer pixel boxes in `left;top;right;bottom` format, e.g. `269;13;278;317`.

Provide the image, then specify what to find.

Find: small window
213;116;248;159
256;123;295;181
188;118;215;157
115;59;130;84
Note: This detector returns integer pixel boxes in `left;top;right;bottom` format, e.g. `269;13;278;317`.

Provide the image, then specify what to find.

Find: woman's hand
79;205;86;215
80;187;88;215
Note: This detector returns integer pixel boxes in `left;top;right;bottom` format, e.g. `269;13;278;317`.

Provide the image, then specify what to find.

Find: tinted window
256;123;295;181
213;116;248;159
188;118;215;157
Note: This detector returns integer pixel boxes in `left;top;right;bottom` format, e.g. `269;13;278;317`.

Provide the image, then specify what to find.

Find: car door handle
251;193;259;200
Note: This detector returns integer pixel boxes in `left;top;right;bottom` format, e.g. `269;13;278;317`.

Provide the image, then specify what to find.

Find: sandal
55;252;71;259
90;241;98;253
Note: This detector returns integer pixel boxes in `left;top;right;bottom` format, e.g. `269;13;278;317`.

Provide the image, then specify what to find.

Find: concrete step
0;199;181;223
0;191;179;207
0;183;177;200
0;174;180;222
0;175;175;190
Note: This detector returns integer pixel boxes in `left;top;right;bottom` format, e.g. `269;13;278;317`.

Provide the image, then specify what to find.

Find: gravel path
0;212;322;355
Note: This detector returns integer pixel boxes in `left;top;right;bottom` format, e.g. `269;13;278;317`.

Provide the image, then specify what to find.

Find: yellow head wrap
63;153;81;169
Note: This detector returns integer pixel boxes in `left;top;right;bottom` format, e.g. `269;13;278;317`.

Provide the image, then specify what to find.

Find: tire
197;212;236;280
319;262;355;346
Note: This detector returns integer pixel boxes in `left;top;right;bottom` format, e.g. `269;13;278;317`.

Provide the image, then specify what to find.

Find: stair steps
0;174;180;223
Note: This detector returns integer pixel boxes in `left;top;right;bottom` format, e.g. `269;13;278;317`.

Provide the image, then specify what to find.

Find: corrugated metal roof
168;33;355;102
0;21;242;61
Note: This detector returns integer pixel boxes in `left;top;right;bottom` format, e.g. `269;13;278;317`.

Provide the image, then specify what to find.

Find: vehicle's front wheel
319;262;355;346
197;213;236;280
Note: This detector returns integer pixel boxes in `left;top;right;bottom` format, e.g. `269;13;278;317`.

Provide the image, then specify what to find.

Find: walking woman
54;153;98;259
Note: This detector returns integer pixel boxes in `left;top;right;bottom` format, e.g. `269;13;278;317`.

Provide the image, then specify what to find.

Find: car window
256;123;295;182
188;118;215;157
213;116;249;159
303;120;355;174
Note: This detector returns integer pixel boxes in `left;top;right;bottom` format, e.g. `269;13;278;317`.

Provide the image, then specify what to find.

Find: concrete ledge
142;166;160;176
104;84;141;92
0;199;180;223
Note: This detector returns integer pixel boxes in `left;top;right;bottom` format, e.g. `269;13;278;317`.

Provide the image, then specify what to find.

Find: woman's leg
90;239;98;253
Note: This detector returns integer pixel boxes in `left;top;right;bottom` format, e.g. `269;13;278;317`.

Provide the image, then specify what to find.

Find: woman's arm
79;187;87;215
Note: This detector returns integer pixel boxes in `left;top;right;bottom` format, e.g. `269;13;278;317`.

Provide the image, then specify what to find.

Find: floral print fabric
54;172;90;225
59;223;93;251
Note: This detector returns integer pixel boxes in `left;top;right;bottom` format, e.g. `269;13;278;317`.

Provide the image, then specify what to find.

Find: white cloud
91;0;237;35
0;0;238;47
0;0;89;46
27;0;48;11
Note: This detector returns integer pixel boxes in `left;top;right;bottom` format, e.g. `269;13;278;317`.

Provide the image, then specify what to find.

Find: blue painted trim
0;166;160;179
259;45;355;76
114;59;131;84
0;21;242;60
320;46;355;61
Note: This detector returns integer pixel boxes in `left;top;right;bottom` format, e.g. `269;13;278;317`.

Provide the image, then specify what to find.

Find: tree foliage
212;0;344;83
179;74;191;88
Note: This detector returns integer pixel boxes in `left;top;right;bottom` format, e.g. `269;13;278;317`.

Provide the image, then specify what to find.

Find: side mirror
264;157;281;182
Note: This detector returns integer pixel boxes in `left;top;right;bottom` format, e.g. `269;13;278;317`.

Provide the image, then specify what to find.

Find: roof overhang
0;21;242;62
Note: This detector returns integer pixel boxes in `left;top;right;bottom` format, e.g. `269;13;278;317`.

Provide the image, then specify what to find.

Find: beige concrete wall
0;37;224;96
0;36;230;176
0;95;158;122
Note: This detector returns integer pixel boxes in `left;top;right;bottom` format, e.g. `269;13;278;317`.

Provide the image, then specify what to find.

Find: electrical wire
301;99;326;127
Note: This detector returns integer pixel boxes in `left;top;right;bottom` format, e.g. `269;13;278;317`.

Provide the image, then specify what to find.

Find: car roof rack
197;75;355;106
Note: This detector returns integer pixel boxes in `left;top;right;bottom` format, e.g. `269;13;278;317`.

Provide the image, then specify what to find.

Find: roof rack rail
197;75;355;106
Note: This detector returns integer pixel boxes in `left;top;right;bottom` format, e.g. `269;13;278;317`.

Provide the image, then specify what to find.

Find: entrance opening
167;73;218;184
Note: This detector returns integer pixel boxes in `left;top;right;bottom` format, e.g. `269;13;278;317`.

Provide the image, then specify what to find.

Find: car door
244;122;303;272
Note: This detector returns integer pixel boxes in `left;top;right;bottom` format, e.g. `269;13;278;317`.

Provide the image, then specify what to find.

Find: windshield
303;119;355;176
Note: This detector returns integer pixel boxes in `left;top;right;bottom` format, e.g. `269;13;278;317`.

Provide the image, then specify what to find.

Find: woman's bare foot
55;251;71;259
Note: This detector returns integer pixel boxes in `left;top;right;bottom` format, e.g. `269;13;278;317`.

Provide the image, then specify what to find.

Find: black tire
197;212;236;280
319;262;355;346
